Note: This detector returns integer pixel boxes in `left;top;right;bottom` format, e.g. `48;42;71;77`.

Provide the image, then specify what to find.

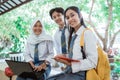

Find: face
33;21;42;35
65;9;80;28
52;11;64;26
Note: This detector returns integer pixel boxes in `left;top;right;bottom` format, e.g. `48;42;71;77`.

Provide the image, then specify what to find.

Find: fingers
55;54;65;58
34;66;42;72
54;57;60;61
29;61;35;69
34;63;47;72
56;58;71;66
37;66;43;71
41;63;47;69
33;66;38;71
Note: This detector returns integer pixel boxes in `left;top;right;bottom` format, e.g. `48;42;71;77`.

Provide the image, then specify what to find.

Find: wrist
44;60;50;65
29;61;35;68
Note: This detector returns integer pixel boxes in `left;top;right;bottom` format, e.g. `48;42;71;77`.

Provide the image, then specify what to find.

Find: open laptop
5;60;45;79
5;60;33;75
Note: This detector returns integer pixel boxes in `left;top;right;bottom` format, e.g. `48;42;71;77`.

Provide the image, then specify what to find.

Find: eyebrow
66;12;74;17
70;12;74;15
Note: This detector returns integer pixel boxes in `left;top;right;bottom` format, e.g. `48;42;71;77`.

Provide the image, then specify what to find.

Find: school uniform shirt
24;40;54;64
54;27;69;54
71;26;98;73
24;18;54;65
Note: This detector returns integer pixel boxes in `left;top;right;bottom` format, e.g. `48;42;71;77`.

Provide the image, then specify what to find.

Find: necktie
65;34;77;73
61;27;67;54
34;43;39;64
69;34;77;58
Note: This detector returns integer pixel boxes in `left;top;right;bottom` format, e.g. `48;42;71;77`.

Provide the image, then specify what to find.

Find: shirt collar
75;25;85;36
59;26;66;31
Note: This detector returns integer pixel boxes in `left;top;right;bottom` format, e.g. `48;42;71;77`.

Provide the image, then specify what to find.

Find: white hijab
27;18;53;44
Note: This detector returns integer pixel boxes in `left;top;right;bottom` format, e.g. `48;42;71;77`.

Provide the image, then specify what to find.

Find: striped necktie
34;43;39;64
61;27;67;54
65;34;77;73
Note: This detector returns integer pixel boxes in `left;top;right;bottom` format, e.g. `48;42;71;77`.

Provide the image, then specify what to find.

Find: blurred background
0;0;120;80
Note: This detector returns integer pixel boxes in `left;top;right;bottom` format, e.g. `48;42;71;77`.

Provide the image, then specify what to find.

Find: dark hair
49;7;64;19
64;6;87;49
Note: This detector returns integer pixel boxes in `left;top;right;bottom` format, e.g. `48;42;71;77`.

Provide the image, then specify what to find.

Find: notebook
53;56;80;62
5;60;45;79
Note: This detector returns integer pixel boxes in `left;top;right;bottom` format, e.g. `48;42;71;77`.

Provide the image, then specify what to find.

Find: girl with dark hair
47;6;98;80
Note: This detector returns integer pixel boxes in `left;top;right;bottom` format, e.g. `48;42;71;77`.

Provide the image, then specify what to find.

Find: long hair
64;6;87;49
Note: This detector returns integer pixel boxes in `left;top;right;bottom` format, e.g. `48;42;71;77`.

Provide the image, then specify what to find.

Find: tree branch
109;29;120;49
88;0;95;21
106;0;113;28
85;20;104;41
104;0;113;50
86;0;104;40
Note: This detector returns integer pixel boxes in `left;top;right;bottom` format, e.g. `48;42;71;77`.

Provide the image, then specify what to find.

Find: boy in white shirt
49;7;69;70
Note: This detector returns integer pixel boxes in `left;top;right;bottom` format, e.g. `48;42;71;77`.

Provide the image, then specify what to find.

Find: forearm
29;61;35;68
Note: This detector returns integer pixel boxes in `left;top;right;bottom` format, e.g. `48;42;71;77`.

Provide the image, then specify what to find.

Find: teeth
70;23;74;25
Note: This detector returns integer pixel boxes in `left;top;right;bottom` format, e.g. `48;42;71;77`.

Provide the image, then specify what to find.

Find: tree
0;0;120;52
85;0;120;52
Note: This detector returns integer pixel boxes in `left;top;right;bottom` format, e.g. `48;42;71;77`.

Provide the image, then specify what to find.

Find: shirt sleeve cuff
71;62;81;73
25;58;33;62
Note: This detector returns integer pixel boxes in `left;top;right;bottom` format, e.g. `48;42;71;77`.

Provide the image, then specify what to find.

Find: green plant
114;54;120;75
0;47;4;52
0;53;9;59
111;53;120;78
10;35;21;52
10;17;28;53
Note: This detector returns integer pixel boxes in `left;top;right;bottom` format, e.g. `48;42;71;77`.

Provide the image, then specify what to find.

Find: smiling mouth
70;23;74;25
56;21;61;23
56;19;62;23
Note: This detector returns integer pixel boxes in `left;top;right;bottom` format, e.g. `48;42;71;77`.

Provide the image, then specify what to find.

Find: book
54;56;80;62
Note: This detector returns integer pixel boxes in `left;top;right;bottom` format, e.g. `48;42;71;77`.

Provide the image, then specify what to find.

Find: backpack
80;28;110;80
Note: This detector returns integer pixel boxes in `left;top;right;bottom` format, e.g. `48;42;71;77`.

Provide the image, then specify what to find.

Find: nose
36;26;42;30
68;17;72;23
55;17;59;20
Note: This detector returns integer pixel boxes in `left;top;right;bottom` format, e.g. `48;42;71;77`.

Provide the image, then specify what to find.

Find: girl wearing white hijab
16;18;54;80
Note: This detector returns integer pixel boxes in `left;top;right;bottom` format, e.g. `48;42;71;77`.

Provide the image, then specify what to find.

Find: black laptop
5;60;45;79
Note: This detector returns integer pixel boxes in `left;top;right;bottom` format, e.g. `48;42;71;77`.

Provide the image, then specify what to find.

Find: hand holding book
53;55;80;62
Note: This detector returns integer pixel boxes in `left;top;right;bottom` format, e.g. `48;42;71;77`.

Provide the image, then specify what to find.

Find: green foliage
112;54;120;76
44;23;57;35
9;17;28;52
0;0;120;53
0;47;4;52
0;53;9;59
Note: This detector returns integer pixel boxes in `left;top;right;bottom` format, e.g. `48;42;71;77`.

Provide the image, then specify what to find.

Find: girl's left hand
54;57;71;66
34;63;47;72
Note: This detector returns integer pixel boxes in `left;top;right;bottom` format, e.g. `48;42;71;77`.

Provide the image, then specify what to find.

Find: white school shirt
24;40;54;64
71;26;98;73
54;28;69;54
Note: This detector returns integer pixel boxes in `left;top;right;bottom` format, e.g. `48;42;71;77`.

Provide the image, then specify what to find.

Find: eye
70;13;74;17
53;16;56;19
39;25;42;28
66;16;69;20
34;24;37;27
57;14;60;17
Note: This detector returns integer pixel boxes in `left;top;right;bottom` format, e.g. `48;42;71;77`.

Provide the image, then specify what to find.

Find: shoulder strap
80;28;91;47
80;28;91;59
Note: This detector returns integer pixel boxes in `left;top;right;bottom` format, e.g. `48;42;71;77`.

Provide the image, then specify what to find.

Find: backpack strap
80;28;91;59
